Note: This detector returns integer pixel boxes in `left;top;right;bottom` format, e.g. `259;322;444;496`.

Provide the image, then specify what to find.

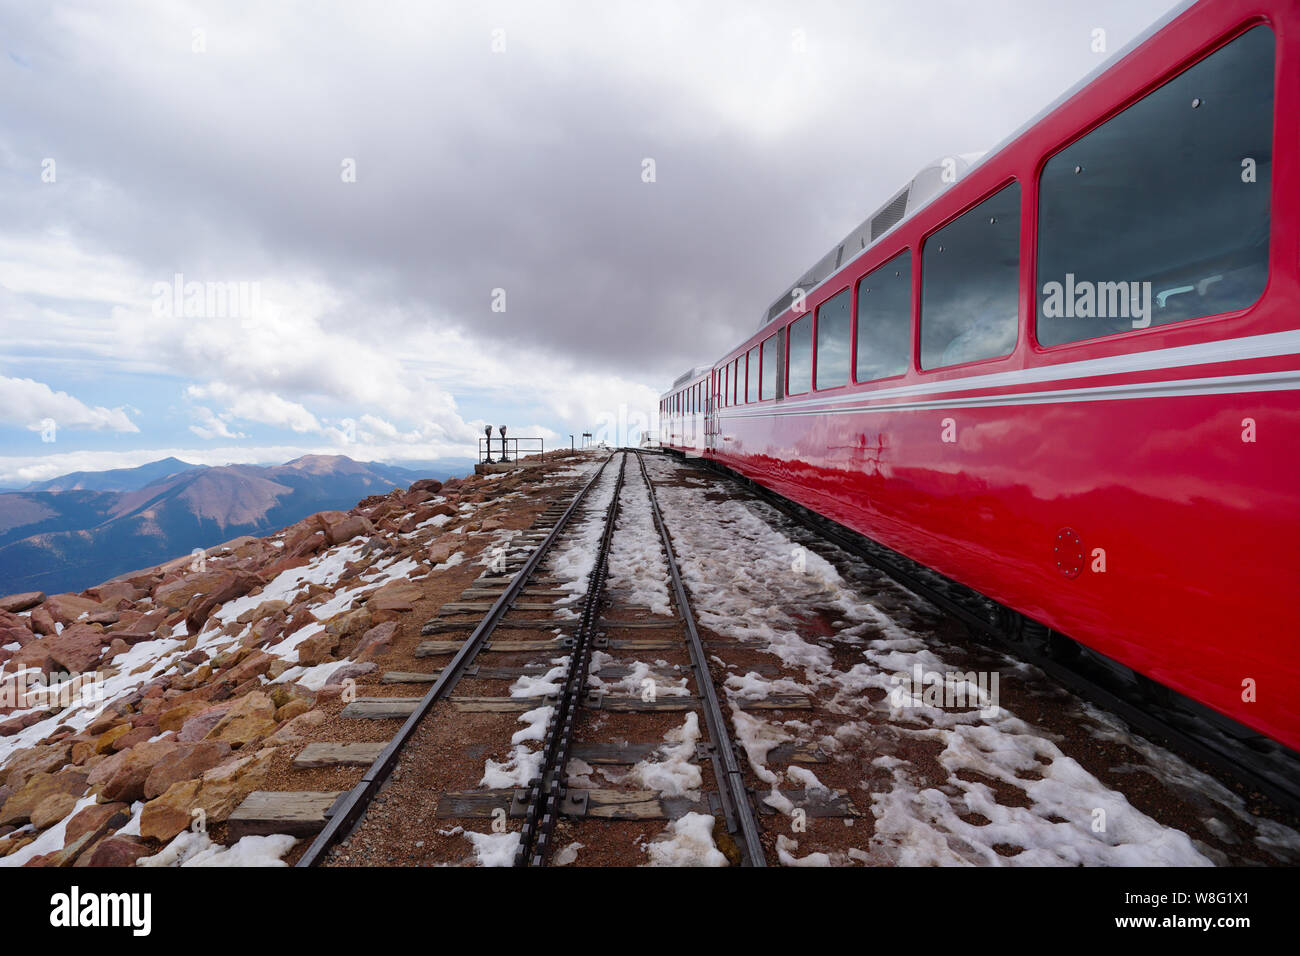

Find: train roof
671;365;712;389
755;0;1200;333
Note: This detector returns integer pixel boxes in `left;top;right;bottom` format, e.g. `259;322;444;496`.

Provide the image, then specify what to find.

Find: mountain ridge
0;455;472;595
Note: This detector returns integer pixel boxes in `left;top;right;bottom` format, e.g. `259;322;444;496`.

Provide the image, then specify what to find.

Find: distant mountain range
0;455;473;595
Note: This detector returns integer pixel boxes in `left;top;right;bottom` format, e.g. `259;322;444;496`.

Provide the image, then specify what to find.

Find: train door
704;369;719;455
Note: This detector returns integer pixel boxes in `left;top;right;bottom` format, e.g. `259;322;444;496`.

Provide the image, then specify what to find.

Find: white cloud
0;374;138;433
188;405;245;441
186;382;322;434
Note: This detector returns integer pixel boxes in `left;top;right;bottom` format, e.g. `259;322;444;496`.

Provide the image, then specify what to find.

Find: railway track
294;449;783;867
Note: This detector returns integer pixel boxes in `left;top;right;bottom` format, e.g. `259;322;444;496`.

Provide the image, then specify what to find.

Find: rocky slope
0;457;569;866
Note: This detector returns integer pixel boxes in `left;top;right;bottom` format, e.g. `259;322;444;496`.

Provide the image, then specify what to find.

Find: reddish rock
217;650;274;688
42;593;109;626
177;703;233;742
320;512;375;547
63;801;129;845
0;769;89;826
86;581;144;605
0;625;35;647
81;835;151;867
354;621;397;661
0;710;53;738
185;571;262;634
295;631;339;667
2;742;74;790
110;608;169;644
409;478;443;494
0;592;45;614
153;570;232;611
27;606;57;636
143;741;232;799
368;581;420;615
99;741;182;802
205;691;277;748
30;791;78;830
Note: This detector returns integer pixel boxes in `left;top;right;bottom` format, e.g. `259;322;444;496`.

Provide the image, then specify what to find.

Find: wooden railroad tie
227;790;347;839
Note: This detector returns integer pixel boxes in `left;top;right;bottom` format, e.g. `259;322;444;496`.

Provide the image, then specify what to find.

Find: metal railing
478;436;544;464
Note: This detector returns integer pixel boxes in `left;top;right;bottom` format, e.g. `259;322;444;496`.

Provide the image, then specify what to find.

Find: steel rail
296;453;616;867
635;449;767;866
514;451;628;865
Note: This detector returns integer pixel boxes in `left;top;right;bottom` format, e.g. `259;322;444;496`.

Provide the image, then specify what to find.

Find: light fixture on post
498;425;509;463
483;424;494;464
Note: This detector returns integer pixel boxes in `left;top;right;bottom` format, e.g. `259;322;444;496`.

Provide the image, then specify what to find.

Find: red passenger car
660;0;1300;755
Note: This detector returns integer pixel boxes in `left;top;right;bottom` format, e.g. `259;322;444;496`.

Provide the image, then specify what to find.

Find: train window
724;364;731;407
761;334;777;399
747;346;759;402
856;250;912;381
1037;26;1274;346
787;313;812;395
920;182;1021;369
733;357;743;404
814;289;851;390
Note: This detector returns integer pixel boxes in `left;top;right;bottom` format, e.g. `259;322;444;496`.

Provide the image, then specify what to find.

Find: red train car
660;0;1300;754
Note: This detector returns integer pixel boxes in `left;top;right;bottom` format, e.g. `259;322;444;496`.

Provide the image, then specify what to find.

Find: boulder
409;478;443;494
0;625;35;648
81;835;151;867
41;594;108;626
143;741;233;800
27;606;57;636
205;691;277;748
2;742;74;790
139;747;274;843
110;609;170;644
0;592;44;614
323;607;371;639
64;801;130;846
265;708;327;744
99;741;183;802
154;570;232;611
274;699;311;723
0;769;88;826
353;621;397;661
86;581;144;605
235;599;289;625
176;702;233;742
185;571;262;634
295;631;340;667
321;513;375;547
30;791;78;830
367;581;421;615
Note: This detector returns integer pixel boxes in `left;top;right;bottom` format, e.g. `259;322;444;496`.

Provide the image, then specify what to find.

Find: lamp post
483;424;494;464
498;425;509;463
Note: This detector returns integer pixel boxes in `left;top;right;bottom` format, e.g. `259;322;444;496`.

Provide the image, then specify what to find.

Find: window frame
1029;22;1276;354
851;248;914;385
813;287;853;392
917;177;1024;374
785;311;813;396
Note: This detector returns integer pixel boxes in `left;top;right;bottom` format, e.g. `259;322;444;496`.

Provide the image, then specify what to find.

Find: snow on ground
546;456;622;606
644;811;728;866
137;830;297;866
643;454;1289;867
604;460;673;615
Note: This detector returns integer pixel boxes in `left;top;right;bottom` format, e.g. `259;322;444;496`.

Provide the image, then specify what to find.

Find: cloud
188;405;245;440
186;382;321;434
0;374;138;433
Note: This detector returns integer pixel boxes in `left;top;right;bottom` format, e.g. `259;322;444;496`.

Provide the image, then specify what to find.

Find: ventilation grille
870;189;910;241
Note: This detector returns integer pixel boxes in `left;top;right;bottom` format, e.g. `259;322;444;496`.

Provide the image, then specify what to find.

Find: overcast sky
0;0;1181;485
